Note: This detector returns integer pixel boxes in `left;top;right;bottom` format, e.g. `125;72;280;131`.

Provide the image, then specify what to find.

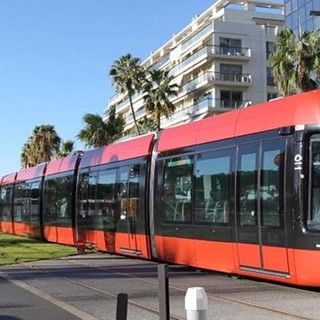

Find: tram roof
45;152;81;176
1;172;17;185
15;163;47;182
79;133;155;169
157;90;320;152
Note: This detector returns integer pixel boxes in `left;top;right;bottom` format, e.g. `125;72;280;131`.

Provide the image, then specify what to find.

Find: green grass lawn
0;233;77;266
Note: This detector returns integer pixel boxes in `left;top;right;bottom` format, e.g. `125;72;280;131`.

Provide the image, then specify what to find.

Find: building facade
285;0;320;36
105;0;284;133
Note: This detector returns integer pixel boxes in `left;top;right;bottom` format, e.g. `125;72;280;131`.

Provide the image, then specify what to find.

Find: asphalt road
0;253;320;320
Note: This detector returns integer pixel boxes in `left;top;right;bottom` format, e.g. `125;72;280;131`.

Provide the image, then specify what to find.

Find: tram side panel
0;173;18;234
12;178;43;239
74;134;155;259
153;131;298;280
42;171;77;245
42;154;82;246
10;164;46;239
153;144;236;274
0;179;15;234
75;159;151;258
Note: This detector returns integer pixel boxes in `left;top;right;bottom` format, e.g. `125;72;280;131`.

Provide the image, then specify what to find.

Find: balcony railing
149;54;170;71
193;97;251;113
216;99;251;109
181;24;213;52
162;98;250;126
125;106;146;123
182;71;214;93
211;45;250;58
169;45;251;77
161;107;191;127
213;72;251;84
169;46;209;77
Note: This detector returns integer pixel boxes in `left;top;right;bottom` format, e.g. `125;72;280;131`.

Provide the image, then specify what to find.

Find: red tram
2;90;320;287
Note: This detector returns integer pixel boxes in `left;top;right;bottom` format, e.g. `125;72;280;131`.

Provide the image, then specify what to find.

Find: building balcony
211;45;251;60
169;46;211;77
181;71;215;95
212;72;251;86
193;97;247;114
149;53;170;71
161;97;251;127
169;45;251;78
106;91;142;116
125;106;146;123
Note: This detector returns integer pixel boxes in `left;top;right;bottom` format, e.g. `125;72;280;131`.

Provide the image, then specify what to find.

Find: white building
105;0;284;133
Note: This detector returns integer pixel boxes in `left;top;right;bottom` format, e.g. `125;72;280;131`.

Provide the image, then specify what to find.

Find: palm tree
110;54;146;135
57;140;75;158
105;105;125;142
20;141;33;168
143;69;178;131
296;30;320;91
269;28;296;96
32;125;61;163
137;116;157;134
77;113;111;148
77;106;125;148
20;125;61;168
269;27;320;96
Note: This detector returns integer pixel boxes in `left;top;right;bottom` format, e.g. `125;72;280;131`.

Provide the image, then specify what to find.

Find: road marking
0;271;98;320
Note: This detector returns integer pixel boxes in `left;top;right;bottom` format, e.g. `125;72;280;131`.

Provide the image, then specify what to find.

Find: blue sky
0;0;215;178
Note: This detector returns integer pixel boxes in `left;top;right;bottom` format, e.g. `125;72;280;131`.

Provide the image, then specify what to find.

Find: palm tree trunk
157;112;161;131
128;94;140;135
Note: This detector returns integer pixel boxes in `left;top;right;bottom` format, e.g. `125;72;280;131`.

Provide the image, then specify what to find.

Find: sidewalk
0;271;84;320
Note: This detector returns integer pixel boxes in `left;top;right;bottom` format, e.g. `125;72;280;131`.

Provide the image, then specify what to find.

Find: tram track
10;257;317;320
63;272;315;320
17;259;185;320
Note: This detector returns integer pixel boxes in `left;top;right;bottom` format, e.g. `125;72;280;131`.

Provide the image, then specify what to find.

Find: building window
220;90;243;108
219;37;242;55
268;92;278;100
220;64;243;82
266;42;275;59
267;67;275;86
220;64;242;73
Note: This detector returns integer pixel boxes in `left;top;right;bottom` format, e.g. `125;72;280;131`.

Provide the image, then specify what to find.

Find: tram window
77;172;89;219
13;181;41;224
113;164;141;224
127;164;140;220
194;150;231;224
309;139;320;230
96;169;117;230
0;186;13;221
44;176;73;226
261;141;284;227
30;181;41;221
239;149;257;226
162;157;192;223
77;172;94;230
117;166;129;220
13;183;26;222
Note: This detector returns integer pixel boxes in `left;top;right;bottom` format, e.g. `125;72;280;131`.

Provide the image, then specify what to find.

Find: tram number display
294;154;303;171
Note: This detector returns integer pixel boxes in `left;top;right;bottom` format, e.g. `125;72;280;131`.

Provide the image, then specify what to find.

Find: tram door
116;165;141;255
236;140;289;274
